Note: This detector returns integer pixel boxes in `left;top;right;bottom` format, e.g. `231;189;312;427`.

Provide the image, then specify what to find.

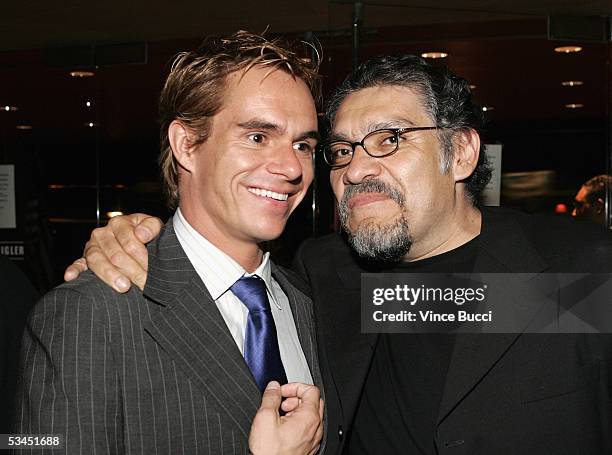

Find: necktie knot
230;276;270;313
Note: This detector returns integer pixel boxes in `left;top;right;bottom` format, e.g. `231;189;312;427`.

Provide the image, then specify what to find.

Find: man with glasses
67;54;612;453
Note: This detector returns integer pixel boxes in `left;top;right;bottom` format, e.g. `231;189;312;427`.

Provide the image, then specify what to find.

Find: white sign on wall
482;144;502;207
0;165;16;229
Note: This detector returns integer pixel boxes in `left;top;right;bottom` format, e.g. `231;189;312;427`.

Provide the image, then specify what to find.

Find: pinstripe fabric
13;219;325;454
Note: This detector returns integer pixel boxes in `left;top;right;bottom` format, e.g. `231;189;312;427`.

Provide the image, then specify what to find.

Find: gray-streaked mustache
341;179;405;208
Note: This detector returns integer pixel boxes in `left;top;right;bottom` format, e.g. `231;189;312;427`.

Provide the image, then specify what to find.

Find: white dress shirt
173;209;313;385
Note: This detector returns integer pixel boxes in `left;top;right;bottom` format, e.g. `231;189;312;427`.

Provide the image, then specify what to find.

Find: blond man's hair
158;30;321;208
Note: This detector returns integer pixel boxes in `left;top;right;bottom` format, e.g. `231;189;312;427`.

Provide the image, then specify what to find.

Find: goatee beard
338;179;413;263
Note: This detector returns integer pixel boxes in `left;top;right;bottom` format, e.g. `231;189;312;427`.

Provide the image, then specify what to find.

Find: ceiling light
16;125;32;130
561;80;583;87
482;106;494;112
554;46;582;54
70;70;95;78
85;100;93;107
107;211;124;218
85;122;98;127
421;52;448;59
3;105;18;112
565;103;583;109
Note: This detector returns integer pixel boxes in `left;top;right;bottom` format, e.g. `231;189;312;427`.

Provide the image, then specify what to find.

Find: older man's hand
63;213;162;292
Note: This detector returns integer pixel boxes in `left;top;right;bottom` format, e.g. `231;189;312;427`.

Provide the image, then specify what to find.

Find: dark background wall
0;3;610;292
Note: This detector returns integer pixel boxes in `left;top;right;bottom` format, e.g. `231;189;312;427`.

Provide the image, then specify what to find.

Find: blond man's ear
168;120;198;173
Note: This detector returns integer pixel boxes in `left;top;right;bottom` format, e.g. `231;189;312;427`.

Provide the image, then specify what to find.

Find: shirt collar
244;252;282;309
173;208;282;309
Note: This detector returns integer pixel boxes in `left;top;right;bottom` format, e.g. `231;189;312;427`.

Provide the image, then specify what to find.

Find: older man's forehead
330;116;419;142
332;85;431;129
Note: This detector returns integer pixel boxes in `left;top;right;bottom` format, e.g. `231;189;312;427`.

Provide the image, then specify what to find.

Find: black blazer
15;220;327;454
294;207;612;454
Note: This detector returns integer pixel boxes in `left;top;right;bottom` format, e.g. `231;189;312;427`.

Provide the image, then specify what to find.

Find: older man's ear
451;129;481;182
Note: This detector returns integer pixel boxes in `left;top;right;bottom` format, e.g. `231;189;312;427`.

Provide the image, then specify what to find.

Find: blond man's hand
249;381;324;455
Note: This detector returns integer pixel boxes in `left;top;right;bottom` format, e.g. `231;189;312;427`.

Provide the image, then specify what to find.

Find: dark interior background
1;0;610;292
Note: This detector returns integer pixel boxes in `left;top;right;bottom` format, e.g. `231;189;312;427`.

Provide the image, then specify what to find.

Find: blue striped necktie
230;276;287;391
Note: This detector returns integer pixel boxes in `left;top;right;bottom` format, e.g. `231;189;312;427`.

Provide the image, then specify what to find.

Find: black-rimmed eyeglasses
321;126;441;168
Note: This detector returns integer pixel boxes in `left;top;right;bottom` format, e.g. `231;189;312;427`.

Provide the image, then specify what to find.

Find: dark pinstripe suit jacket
14;220;325;454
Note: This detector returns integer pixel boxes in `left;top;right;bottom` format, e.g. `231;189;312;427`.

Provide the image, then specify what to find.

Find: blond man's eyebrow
238;119;319;143
237;119;281;131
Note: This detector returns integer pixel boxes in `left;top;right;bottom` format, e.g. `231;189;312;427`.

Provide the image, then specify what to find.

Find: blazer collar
270;263;321;387
143;219;261;439
272;263;328;453
438;207;552;424
328;235;380;424
142;218;194;306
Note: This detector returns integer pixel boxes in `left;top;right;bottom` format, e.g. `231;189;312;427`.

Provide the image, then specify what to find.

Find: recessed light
482;106;494;112
16;125;32;130
107;211;124;218
2;105;18;112
85;122;98;127
565;103;584;109
70;70;95;78
561;80;584;87
421;52;448;59
554;46;582;54
85;100;93;107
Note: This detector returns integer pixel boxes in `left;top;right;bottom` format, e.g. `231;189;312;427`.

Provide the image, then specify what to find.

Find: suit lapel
438;208;550;424
142;220;260;439
326;242;379;424
271;264;320;385
272;264;329;453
